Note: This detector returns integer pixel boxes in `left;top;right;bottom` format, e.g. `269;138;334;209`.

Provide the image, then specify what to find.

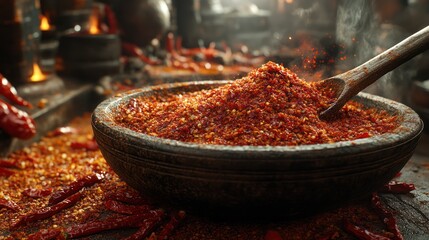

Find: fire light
40;15;51;31
89;14;100;34
30;63;46;82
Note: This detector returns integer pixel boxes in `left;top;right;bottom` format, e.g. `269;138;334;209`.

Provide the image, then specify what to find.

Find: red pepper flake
315;231;340;240
371;193;404;240
356;132;371;139
344;221;390;240
23;188;53;198
11;192;83;229
70;139;99;151
0;198;21;212
156;210;186;240
264;229;283;240
104;199;151;215
49;173;104;205
379;181;415;194
115;62;397;146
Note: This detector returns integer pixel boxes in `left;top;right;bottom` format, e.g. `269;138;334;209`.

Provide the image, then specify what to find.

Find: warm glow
30;63;46;82
285;0;293;3
40;15;51;31
89;14;100;34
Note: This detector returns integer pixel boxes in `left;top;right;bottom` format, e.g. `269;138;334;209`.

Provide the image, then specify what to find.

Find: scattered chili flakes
115;61;398;146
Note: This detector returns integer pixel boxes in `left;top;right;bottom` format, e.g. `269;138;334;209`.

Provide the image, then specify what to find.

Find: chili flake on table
115;61;398;146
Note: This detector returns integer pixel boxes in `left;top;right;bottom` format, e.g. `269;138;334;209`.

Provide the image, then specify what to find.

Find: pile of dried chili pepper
0;73;36;139
0;114;186;240
115;61;398;146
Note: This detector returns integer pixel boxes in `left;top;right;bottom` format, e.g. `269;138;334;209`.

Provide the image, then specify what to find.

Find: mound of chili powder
115;61;398;146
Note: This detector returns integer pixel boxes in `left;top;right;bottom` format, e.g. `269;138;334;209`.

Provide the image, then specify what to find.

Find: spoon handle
338;25;429;96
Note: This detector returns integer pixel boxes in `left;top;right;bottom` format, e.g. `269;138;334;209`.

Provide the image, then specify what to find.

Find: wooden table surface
382;132;429;239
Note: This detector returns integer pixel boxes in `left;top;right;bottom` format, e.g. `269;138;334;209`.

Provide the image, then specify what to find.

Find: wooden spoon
319;25;429;119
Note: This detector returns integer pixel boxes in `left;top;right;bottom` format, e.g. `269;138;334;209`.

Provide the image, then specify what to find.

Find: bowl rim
92;80;423;158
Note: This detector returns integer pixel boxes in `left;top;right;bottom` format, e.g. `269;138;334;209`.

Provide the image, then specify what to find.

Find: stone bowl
92;81;423;216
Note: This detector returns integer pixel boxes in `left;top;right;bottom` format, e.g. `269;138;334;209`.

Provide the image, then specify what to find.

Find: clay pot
56;33;121;80
113;0;171;47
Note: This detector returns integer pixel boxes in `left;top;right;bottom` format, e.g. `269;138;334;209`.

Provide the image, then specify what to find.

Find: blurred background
0;0;428;105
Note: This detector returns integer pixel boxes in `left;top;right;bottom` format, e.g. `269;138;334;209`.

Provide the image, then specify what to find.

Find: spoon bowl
320;26;429;119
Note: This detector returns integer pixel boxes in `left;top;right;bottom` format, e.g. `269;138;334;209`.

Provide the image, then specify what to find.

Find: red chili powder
115;61;398;146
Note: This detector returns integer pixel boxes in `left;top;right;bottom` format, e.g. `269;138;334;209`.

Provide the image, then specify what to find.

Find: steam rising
336;0;419;104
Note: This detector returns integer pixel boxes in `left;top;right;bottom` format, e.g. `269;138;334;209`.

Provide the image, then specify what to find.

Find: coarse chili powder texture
115;61;398;146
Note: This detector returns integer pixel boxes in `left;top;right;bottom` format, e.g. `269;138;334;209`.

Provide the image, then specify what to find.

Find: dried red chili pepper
23;188;53;198
0;159;19;168
344;221;390;240
165;33;194;63
0;167;15;177
104;199;151;215
0;73;32;108
156;211;186;240
264;230;283;240
371;193;404;240
46;126;77;137
379;181;415;194
70;139;99;151
0;198;20;212
170;59;199;72
49;173;104;205
27;228;65;240
122;42;161;65
11;192;83;229
0;100;36;139
123;214;164;240
65;209;164;238
104;4;118;34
